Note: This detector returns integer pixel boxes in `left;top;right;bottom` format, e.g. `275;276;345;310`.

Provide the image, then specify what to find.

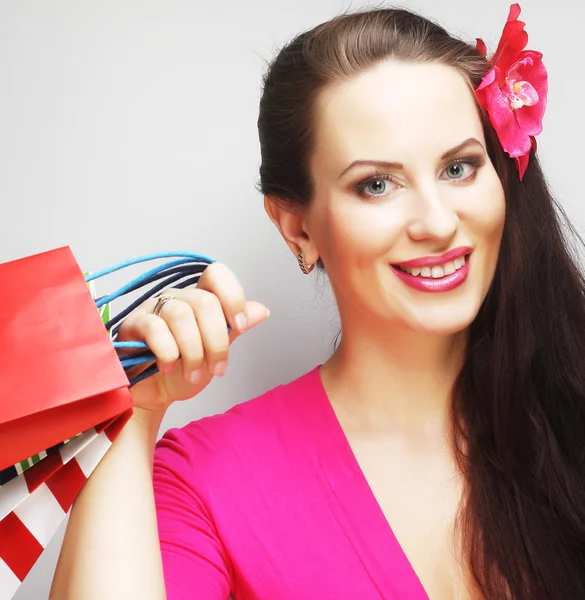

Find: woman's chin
401;303;479;337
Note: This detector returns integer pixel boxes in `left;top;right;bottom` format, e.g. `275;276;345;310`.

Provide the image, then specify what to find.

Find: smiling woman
270;61;506;338
50;5;585;600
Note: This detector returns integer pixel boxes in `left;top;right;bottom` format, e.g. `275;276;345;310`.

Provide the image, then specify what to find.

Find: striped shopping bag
0;410;132;598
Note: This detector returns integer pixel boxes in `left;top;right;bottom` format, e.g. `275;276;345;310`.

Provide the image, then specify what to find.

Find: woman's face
303;60;506;335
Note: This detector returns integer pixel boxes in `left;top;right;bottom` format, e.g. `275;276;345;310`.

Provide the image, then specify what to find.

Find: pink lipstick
390;246;472;293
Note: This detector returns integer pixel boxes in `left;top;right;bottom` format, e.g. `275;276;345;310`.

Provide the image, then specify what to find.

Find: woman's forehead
312;61;484;172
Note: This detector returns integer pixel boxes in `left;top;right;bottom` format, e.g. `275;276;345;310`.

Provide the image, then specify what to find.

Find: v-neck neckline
307;366;430;600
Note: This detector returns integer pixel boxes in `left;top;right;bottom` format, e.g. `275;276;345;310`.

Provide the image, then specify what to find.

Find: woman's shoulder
153;365;324;483
182;364;320;436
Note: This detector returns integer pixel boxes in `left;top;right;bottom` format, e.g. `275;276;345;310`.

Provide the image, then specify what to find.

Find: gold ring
153;293;176;317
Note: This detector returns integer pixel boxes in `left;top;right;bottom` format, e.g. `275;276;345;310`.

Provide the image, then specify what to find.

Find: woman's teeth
396;255;467;278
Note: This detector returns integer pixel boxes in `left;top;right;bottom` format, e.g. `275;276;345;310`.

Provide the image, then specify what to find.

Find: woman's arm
50;407;167;600
48;263;270;599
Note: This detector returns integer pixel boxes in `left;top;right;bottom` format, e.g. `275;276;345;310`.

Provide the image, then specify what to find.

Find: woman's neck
320;316;467;436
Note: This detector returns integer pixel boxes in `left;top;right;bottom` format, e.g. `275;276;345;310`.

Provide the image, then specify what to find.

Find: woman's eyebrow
441;137;485;160
337;137;485;179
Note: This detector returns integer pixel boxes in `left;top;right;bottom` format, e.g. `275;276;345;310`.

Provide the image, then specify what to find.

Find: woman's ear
264;196;320;265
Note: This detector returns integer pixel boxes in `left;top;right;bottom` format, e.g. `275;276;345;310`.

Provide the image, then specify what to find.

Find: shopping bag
0;246;133;471
0;411;120;521
0;245;215;472
0;246;216;598
0;409;132;599
0;278;113;487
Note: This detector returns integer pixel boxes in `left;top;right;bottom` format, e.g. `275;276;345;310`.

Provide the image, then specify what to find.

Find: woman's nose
406;185;459;242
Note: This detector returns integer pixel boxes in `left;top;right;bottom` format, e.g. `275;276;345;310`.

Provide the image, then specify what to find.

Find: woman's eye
442;159;480;181
366;179;388;195
356;175;395;198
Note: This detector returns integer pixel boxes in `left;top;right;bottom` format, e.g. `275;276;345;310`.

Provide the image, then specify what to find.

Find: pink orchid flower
475;4;548;180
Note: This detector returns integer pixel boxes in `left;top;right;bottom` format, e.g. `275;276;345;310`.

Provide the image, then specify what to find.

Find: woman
50;5;585;600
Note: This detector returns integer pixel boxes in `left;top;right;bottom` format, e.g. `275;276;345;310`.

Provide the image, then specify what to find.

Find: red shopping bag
0;246;133;472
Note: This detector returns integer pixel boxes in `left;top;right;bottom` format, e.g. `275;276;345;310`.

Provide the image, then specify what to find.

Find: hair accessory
297;252;315;275
153;293;177;317
474;4;548;180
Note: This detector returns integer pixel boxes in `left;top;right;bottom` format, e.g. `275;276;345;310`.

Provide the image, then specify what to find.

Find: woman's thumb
229;300;270;342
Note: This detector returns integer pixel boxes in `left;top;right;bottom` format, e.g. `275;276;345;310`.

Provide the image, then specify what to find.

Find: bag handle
85;252;219;387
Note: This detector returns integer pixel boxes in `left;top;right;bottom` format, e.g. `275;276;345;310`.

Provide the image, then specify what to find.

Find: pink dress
153;367;430;599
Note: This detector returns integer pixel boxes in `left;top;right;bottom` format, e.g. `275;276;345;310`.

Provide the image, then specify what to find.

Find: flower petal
476;66;497;92
491;3;529;76
516;152;530;181
531;137;537;152
507;3;522;21
476;79;532;158
516;102;546;136
513;81;539;106
512;52;548;135
476;37;487;57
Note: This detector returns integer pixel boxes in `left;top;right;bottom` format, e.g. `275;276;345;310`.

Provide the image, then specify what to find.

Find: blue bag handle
85;252;217;386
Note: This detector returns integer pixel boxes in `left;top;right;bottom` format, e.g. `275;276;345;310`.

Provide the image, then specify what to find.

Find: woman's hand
117;262;270;413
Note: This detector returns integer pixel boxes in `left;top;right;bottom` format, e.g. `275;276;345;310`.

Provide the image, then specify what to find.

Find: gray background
0;0;579;598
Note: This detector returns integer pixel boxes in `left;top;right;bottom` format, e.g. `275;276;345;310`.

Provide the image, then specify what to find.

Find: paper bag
0;247;133;471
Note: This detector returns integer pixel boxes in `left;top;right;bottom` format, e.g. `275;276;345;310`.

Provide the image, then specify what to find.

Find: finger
196;262;249;333
119;312;180;376
154;298;205;384
228;300;271;344
184;289;231;377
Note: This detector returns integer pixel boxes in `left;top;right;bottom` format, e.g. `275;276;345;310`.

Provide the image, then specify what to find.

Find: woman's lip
392;246;473;269
390;257;470;293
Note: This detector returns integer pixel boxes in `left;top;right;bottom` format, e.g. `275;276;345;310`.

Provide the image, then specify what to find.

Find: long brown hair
257;7;585;599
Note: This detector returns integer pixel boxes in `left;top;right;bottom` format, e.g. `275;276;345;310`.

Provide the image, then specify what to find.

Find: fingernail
213;361;227;377
188;369;202;384
235;312;248;332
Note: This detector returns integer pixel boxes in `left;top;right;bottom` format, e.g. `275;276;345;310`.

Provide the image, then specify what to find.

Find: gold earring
297;252;315;275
